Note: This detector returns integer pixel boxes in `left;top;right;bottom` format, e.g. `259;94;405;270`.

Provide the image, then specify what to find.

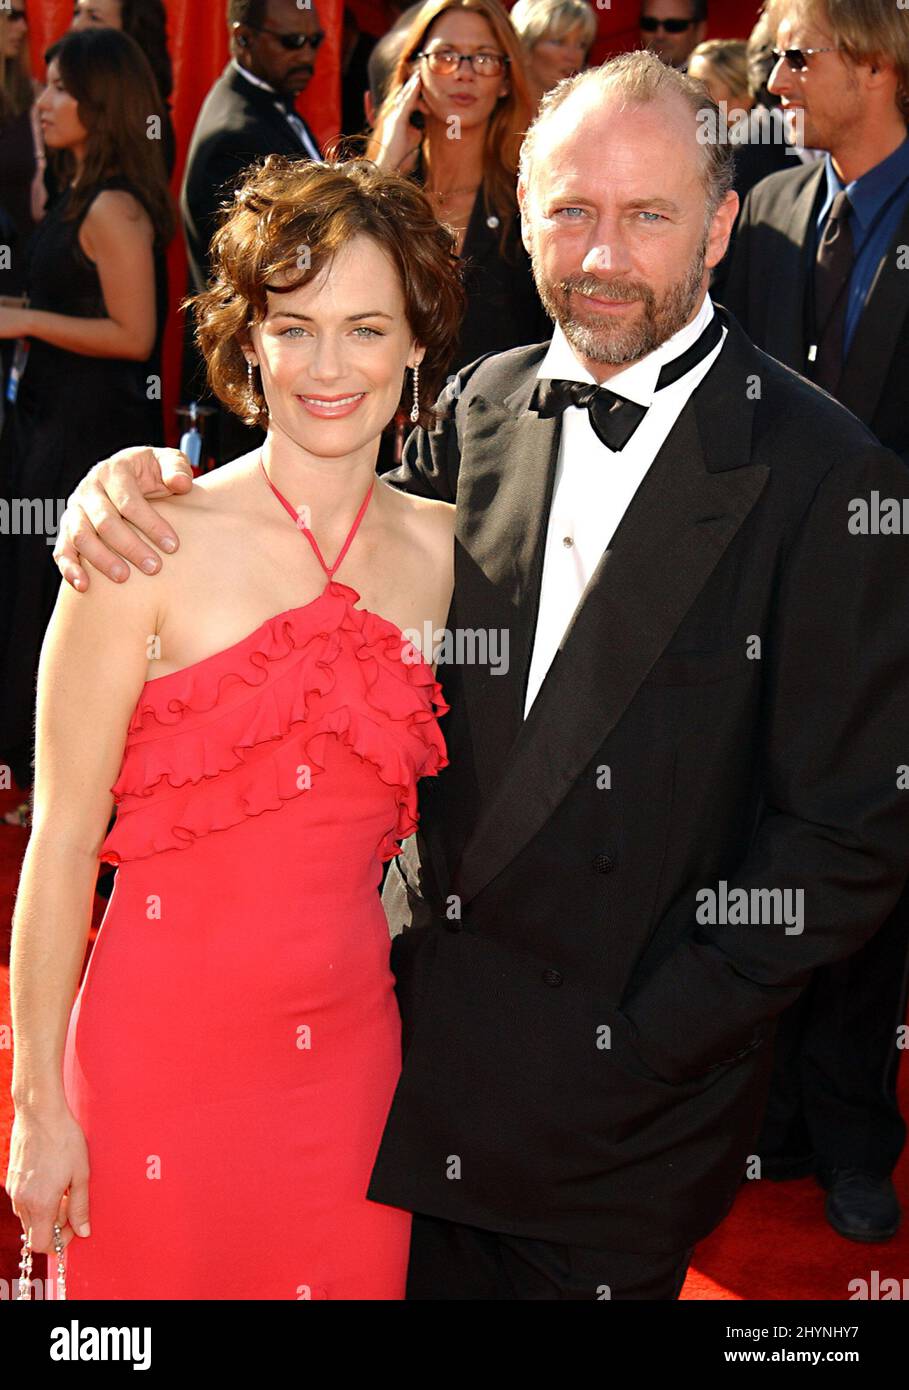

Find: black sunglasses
771;46;837;70
246;25;326;52
640;16;695;32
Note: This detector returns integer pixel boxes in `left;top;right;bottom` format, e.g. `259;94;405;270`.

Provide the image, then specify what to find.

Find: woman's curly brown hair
186;154;466;430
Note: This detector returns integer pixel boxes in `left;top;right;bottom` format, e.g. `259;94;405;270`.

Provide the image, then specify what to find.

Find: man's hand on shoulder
53;446;194;592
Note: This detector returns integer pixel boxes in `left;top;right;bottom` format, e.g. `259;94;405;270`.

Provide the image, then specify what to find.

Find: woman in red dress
6;155;464;1299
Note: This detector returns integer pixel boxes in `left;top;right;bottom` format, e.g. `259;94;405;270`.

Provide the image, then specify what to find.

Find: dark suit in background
179;61;321;462
720;155;909;463
720;152;909;1201
363;307;909;1293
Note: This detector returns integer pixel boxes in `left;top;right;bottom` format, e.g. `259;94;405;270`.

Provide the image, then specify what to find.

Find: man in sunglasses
721;0;909;1245
180;0;326;461
640;0;707;71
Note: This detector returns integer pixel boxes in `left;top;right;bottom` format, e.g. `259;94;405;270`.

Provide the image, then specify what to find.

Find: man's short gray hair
518;49;736;222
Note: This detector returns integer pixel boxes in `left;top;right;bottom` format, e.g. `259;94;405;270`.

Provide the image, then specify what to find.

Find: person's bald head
516;51;738;380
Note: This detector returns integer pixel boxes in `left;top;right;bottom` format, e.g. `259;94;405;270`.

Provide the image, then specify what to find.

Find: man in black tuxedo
719;0;909;1242
180;0;325;461
51;53;909;1299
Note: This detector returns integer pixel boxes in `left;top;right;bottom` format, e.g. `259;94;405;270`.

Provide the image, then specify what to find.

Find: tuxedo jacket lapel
452;311;770;907
452;372;560;806
837;196;909;423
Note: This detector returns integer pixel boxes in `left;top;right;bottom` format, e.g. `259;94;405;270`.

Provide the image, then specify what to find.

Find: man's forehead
532;89;696;168
775;5;829;43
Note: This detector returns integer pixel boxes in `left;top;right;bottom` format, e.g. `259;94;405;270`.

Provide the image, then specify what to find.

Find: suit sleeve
621;442;909;1084
382;352;499;501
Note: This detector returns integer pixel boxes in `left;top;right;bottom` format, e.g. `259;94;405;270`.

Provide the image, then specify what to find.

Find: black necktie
811;190;854;394
530;311;724;451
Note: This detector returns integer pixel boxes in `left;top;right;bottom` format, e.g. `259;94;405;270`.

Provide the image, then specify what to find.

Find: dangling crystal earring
410;362;420;424
247;358;256;411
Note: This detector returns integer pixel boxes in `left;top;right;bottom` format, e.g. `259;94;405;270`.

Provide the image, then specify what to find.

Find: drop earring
247;358;258;414
410;362;420;424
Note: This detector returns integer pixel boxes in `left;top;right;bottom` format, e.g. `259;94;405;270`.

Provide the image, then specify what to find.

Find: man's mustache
560;275;652;304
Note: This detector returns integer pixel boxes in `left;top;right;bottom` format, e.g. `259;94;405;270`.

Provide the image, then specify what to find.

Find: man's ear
705;188;739;270
517;177;533;256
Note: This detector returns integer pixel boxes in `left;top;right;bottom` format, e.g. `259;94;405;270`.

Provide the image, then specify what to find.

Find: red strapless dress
60;468;448;1299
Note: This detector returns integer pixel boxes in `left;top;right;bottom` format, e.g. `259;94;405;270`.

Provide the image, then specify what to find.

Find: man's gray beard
531;235;708;365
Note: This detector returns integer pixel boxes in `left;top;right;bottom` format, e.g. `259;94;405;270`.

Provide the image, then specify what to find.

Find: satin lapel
452;381;560;806
837;196;909;423
454;315;770;906
764;161;826;369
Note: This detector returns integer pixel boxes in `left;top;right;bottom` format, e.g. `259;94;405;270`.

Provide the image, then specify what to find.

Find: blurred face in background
639;0;705;69
233;0;324;98
687;55;752;117
36;57;89;158
528;26;588;95
71;0;122;30
2;7;30;60
411;9;510;134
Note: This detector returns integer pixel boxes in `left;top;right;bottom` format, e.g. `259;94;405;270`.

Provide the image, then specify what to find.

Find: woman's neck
257;426;380;538
422;118;486;192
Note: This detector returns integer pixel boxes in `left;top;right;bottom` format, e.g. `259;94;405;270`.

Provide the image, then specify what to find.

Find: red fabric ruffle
100;582;448;865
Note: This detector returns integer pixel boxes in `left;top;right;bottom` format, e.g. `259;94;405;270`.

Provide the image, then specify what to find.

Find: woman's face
248;233;425;463
71;0;123;32
529;26;588;94
36;59;90;153
412;10;510;135
1;9;29;62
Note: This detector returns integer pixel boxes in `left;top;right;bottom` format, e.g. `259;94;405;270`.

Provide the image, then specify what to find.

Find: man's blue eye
554;207;585;218
638;211;664;222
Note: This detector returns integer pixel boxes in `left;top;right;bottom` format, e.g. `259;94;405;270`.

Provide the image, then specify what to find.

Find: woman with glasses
367;0;549;377
509;0;595;111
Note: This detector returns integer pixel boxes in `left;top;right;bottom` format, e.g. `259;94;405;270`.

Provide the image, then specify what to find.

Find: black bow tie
530;311;724;452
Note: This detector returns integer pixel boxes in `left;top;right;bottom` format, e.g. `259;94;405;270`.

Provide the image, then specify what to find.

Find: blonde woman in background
687;38;752;116
509;0;595;110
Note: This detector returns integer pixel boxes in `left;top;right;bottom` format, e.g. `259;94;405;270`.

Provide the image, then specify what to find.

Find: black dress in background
412;147;551;377
0;176;168;787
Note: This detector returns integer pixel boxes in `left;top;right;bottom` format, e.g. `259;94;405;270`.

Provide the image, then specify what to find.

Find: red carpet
1;776;907;1300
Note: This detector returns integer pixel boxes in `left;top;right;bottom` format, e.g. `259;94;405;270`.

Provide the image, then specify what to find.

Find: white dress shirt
523;294;726;717
231;59;322;161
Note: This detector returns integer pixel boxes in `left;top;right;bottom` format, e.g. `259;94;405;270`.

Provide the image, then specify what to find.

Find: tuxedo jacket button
593;853;615;874
542;968;563;987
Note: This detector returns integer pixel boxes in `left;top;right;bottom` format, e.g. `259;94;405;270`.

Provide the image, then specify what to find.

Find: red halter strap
259;455;375;579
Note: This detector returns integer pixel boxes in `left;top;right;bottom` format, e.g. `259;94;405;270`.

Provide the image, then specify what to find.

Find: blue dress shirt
815;135;909;356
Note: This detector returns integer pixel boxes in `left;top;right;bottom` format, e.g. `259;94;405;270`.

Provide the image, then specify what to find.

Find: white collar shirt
523;294;727;717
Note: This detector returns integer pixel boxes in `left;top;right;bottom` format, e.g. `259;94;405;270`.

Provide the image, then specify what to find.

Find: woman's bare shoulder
378;479;455;552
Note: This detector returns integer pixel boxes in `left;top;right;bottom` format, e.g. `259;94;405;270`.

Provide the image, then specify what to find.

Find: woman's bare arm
24;190;158;360
7;561;159;1251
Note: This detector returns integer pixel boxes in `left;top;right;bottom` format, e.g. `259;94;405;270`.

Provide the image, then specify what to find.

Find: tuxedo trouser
757;887;909;1175
405;1212;693;1300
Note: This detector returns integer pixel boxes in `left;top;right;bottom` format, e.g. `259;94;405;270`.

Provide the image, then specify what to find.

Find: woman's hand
53;445;194;591
5;1106;92;1257
371;71;427;174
